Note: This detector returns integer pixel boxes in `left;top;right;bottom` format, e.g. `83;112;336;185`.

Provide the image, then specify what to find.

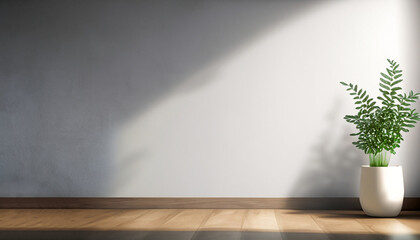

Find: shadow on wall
290;100;364;197
403;0;420;197
291;0;420;197
0;0;325;196
291;56;420;197
404;80;420;196
292;88;420;197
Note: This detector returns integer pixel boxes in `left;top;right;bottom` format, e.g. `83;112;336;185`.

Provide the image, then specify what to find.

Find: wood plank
160;209;213;231
311;211;373;233
311;211;380;240
393;211;420;234
199;209;247;231
1;208;420;239
275;210;325;232
0;231;151;240
0;209;117;230
242;209;279;232
80;209;150;230
357;218;417;235
114;209;179;230
275;210;329;240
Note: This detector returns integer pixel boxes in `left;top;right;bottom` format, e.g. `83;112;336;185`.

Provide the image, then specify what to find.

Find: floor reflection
1;231;420;240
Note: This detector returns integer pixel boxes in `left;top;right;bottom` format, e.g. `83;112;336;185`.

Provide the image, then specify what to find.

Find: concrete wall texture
1;0;419;197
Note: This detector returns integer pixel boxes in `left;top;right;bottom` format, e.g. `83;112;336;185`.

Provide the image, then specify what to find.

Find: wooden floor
0;209;420;239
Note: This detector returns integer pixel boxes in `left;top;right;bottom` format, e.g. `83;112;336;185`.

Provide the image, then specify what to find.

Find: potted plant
340;59;420;217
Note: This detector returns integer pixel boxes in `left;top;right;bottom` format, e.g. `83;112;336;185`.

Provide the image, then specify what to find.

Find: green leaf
393;74;402;79
387;68;394;76
379;83;390;90
384;94;392;101
379;89;389;95
391;87;402;91
340;82;348;86
380;78;390;85
381;72;393;81
391;79;403;86
363;95;369;102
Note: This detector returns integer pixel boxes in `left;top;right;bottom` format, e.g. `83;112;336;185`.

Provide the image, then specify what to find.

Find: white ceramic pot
360;165;404;217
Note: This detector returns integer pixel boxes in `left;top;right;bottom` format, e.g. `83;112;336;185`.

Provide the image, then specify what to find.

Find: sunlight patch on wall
110;0;414;197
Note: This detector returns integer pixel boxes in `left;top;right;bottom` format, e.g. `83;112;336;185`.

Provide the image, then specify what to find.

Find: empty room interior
1;0;420;239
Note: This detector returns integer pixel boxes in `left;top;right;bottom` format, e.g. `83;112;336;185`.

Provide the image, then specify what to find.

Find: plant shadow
290;99;365;198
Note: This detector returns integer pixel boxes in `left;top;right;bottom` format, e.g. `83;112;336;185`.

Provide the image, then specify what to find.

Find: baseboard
0;197;419;210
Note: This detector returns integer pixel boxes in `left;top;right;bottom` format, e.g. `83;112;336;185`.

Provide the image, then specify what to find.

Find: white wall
1;0;419;197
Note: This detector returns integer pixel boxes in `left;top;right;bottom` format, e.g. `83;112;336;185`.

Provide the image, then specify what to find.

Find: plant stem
369;151;390;167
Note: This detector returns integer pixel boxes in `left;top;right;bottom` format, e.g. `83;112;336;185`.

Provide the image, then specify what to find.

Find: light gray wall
1;0;419;197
